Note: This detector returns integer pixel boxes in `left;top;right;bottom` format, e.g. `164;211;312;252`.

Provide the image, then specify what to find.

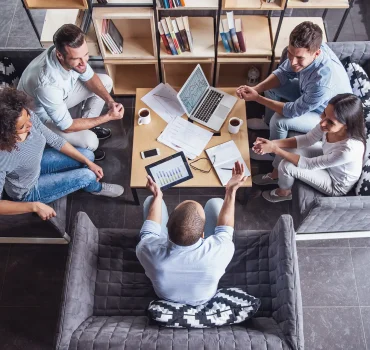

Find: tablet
145;152;193;190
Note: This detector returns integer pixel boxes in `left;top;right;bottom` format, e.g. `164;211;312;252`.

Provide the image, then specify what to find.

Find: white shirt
295;124;364;194
17;46;94;131
136;220;235;306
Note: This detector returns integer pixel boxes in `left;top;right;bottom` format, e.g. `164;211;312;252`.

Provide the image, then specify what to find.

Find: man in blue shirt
237;21;352;161
136;161;247;306
18;24;124;161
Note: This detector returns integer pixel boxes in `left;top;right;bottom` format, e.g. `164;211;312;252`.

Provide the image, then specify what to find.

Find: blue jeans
23;148;102;204
264;79;321;140
143;197;224;238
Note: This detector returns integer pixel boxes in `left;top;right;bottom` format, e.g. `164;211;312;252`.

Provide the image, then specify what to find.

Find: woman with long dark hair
252;93;366;202
0;88;124;220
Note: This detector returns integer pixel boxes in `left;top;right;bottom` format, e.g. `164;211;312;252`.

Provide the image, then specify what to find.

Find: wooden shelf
287;0;349;9
25;0;87;9
160;17;214;59
271;17;328;58
105;60;159;95
93;7;156;60
218;16;272;58
216;58;270;87
161;59;214;88
223;0;286;10
159;0;218;9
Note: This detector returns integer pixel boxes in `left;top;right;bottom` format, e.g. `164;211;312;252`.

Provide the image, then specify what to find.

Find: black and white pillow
356;159;370;196
0;57;19;88
147;288;261;328
341;57;370;109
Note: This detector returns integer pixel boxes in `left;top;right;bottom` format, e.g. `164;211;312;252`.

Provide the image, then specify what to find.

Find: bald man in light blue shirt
136;162;248;306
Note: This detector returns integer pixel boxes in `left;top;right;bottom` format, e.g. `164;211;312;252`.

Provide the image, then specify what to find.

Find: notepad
206;140;250;186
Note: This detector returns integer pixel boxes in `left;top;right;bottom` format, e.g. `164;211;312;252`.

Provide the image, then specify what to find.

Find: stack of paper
158;117;213;159
141;83;185;123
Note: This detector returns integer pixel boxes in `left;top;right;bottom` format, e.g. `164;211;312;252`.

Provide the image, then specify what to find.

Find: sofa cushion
341;57;370;108
356;159;370;196
69;315;291;350
0;56;19;87
148;288;261;329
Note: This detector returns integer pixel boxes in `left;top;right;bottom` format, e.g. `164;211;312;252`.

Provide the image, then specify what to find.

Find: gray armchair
280;41;370;233
55;212;303;350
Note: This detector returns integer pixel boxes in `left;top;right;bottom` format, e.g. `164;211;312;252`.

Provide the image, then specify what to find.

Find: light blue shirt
17;46;94;131
273;43;352;118
136;220;235;306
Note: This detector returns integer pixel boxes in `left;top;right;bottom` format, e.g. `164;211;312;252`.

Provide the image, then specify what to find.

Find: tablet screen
145;152;193;190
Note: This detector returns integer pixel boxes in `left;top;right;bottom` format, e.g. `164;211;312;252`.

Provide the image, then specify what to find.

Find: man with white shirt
136;161;247;306
18;24;124;160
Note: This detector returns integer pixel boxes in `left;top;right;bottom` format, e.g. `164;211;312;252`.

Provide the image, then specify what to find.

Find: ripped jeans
22;148;102;204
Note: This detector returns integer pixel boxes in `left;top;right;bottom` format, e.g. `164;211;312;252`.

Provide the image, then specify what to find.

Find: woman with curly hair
0;88;124;220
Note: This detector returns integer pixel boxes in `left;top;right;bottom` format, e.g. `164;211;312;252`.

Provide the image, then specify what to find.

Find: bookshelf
222;0;287;10
93;7;156;60
159;17;214;59
24;0;88;9
158;0;218;9
105;60;159;94
287;0;349;9
161;59;214;87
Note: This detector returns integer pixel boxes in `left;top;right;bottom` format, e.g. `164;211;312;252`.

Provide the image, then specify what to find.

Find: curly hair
0;87;32;152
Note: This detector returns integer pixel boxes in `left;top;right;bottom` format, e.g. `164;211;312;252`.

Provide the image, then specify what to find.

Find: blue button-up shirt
136;220;235;306
273;43;352;118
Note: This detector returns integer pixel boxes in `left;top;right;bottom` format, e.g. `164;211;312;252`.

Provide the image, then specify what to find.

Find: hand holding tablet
145;152;193;190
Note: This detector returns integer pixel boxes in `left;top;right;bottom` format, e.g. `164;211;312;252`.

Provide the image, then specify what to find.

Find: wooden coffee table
130;88;252;205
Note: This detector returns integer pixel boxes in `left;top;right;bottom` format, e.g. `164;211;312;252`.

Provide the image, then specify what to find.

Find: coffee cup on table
228;117;243;134
138;108;151;125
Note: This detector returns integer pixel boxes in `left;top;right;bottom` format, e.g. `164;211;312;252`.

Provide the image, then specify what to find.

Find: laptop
177;65;237;131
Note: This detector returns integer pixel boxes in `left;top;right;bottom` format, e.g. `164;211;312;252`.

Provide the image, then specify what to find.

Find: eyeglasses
189;155;216;174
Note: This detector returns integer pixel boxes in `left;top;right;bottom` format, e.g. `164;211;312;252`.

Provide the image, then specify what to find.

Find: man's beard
72;65;87;74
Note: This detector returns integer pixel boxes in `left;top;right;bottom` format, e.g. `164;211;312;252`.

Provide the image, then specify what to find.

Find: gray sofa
0;49;69;244
55;212;303;350
283;41;370;233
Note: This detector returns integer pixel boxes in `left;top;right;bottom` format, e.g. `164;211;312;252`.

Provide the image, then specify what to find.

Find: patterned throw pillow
341;57;370;109
0;57;19;88
147;288;261;328
356;159;370;196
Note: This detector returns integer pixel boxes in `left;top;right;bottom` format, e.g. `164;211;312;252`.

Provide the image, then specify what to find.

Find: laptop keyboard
193;90;223;123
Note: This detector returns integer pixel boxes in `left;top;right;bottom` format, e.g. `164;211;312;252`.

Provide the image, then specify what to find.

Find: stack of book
158;0;186;8
219;12;246;53
101;19;123;55
158;17;193;55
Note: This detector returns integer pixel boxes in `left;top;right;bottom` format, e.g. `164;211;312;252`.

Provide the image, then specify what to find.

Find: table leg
131;188;140;206
241;187;252;205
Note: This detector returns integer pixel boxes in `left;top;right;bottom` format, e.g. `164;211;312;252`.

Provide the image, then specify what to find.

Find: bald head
167;200;205;246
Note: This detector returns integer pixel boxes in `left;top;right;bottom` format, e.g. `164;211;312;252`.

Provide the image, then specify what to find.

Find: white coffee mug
228;117;243;134
138;108;151;125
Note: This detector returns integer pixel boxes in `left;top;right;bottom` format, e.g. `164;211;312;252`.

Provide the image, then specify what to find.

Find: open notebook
206;140;250;186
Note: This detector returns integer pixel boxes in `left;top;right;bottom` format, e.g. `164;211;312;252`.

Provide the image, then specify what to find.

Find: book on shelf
101;19;123;55
221;19;234;53
182;16;193;52
219;22;231;53
235;18;246;53
165;17;182;54
160;19;178;55
175;17;190;51
172;19;186;52
226;11;240;53
160;0;186;8
158;21;172;55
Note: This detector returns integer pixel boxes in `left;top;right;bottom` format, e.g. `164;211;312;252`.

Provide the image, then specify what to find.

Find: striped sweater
0;112;66;201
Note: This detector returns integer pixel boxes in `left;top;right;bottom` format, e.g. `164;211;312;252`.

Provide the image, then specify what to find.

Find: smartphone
141;148;160;159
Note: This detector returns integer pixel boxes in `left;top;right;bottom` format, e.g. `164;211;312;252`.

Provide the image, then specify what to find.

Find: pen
221;168;233;170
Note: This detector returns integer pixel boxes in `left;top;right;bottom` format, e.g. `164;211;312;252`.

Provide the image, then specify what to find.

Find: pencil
221;168;233;170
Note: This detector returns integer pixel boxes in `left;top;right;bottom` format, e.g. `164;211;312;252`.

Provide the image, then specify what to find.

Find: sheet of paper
141;83;185;123
157;117;213;160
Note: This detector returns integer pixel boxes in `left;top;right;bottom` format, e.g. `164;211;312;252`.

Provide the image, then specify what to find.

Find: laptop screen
178;65;209;115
